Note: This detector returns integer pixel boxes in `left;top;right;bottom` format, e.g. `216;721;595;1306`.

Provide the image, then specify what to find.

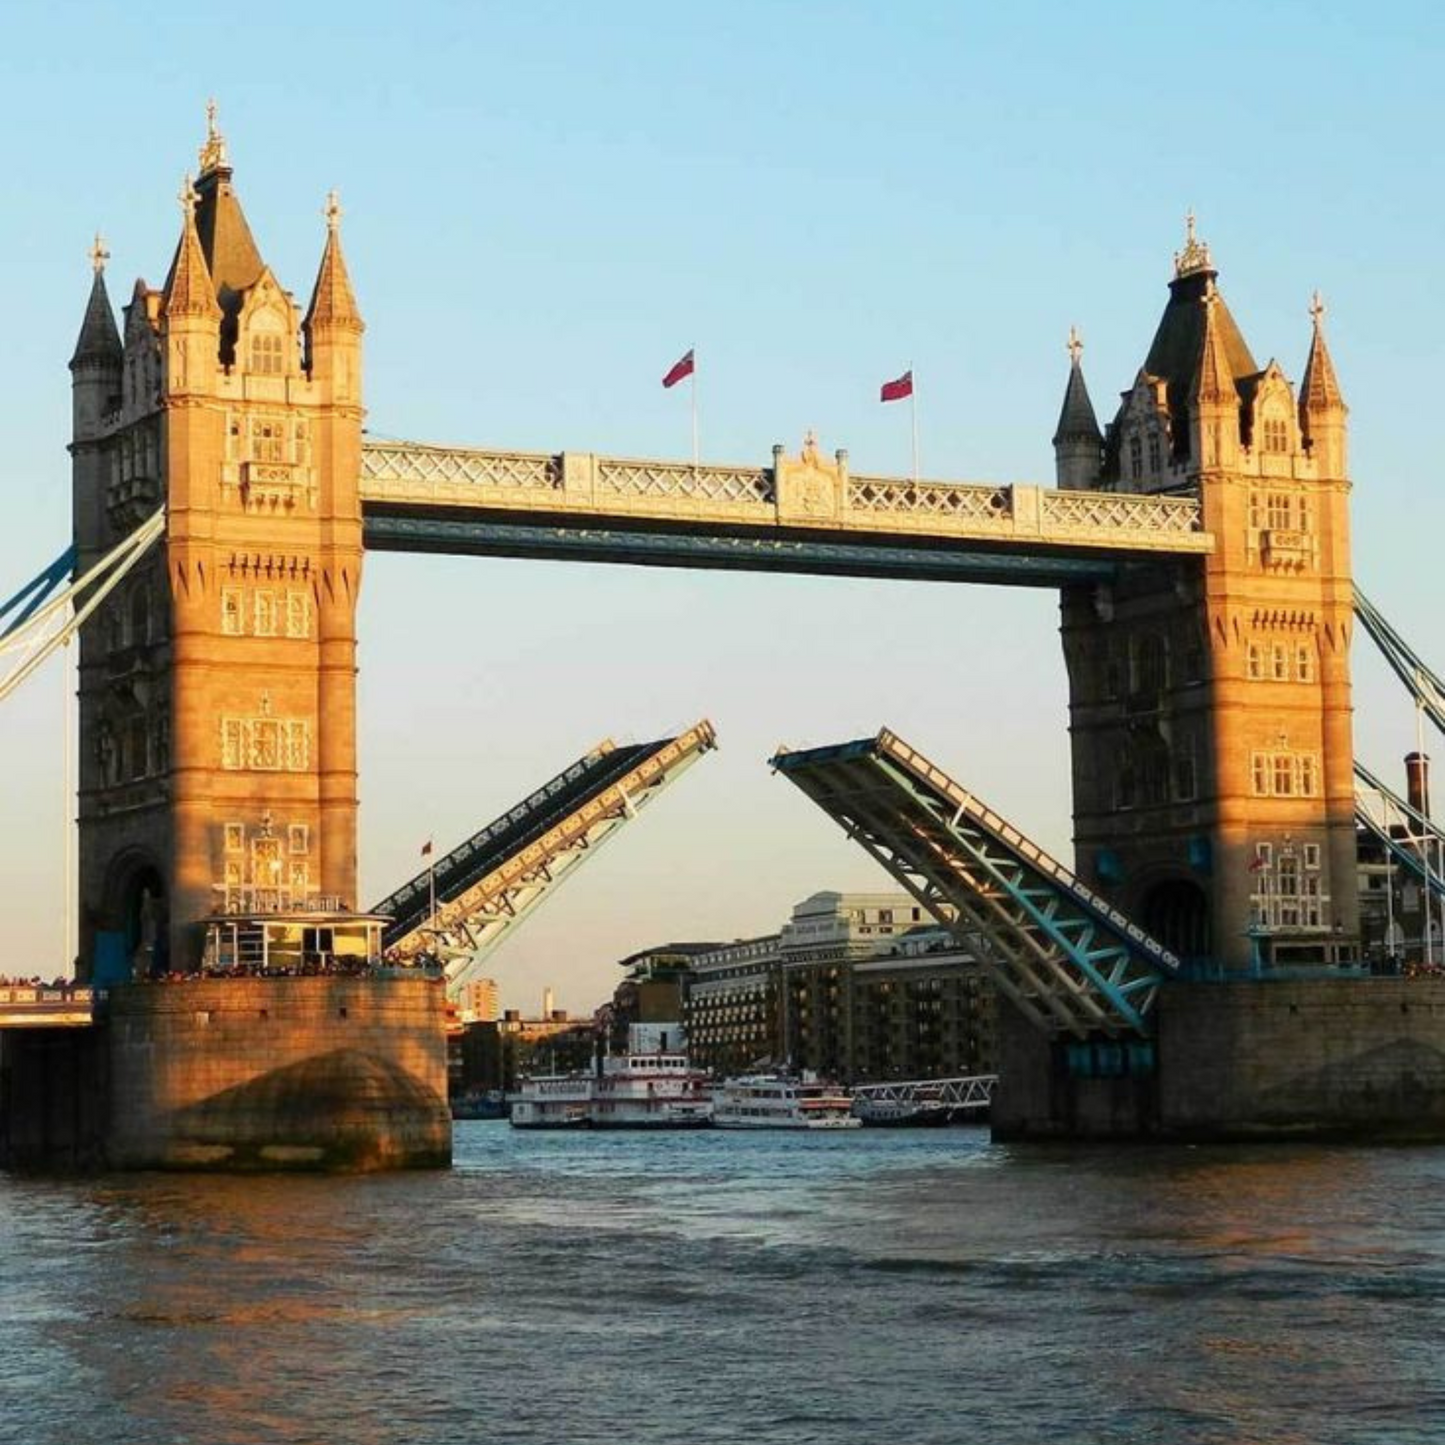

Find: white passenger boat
712;1074;861;1129
589;1049;714;1129
508;1073;592;1129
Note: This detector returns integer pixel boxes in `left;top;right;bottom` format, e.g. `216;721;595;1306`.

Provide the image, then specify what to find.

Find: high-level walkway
373;722;716;990
359;441;1211;586
771;728;1181;1036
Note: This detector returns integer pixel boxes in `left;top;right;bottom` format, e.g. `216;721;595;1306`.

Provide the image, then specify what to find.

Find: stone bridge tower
69;111;365;978
1055;219;1356;971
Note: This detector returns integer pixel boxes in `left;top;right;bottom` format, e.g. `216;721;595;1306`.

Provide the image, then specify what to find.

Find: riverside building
679;892;997;1082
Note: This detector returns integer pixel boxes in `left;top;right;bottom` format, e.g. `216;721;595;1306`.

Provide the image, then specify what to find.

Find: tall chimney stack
1406;752;1431;819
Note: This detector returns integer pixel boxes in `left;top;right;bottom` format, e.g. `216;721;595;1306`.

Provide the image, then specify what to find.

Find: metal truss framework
1355;760;1445;902
849;1074;997;1112
359;439;1211;587
373;721;717;993
1355;587;1445;736
770;728;1181;1038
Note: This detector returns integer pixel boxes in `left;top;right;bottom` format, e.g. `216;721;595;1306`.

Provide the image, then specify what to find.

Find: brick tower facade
70;111;365;978
1056;219;1356;971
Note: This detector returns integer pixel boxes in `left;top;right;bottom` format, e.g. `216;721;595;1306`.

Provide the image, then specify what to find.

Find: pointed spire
304;190;364;335
198;97;229;178
70;233;122;368
1174;208;1214;279
163;174;221;321
1053;325;1102;444
1300;290;1346;414
1192;283;1237;407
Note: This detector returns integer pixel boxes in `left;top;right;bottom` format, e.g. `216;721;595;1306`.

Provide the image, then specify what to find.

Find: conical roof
70;259;122;368
1300;294;1346;413
1053;345;1102;446
163;181;221;321
1192;287;1239;407
304;194;363;334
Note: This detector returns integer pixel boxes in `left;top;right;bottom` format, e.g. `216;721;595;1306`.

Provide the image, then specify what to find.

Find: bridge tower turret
72;108;366;978
1060;218;1357;972
1051;326;1104;489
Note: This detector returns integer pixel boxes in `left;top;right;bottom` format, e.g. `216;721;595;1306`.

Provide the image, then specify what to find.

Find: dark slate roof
1142;269;1257;428
192;166;264;302
70;268;122;367
1052;358;1103;445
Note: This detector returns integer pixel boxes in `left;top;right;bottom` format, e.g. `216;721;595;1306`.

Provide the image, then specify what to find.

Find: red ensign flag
880;369;913;403
662;349;695;388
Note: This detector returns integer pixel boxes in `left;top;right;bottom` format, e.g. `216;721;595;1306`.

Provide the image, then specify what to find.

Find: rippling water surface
3;1126;1444;1444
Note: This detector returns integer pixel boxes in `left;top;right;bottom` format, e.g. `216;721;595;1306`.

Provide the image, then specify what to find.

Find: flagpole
691;347;699;470
910;362;919;483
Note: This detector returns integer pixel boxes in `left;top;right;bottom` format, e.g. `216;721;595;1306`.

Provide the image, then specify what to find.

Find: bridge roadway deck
0;985;95;1028
359;441;1212;586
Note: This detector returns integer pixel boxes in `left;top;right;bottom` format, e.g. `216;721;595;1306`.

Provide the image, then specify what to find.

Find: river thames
3;1126;1443;1445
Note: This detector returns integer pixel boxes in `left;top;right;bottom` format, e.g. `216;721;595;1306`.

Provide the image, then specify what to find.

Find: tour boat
851;1090;955;1128
712;1073;861;1129
588;1050;714;1129
508;1072;592;1129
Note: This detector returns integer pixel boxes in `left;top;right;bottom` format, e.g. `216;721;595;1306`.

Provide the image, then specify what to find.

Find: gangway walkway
770;728;1181;1037
373;721;716;991
850;1074;996;1113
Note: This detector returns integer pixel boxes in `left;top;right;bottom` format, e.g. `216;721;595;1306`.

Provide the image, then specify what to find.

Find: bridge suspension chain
0;508;166;706
1354;586;1445;736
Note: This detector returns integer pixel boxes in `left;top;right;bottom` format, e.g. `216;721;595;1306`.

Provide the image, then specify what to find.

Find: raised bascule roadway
4;117;1445;1166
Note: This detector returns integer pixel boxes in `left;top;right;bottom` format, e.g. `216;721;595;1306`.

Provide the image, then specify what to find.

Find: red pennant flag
662;349;695;389
421;839;433;858
880;369;913;403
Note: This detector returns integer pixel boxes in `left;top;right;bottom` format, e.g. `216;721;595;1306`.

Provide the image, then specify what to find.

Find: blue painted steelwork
1355;587;1445;735
1;546;76;638
361;513;1117;587
771;728;1180;1036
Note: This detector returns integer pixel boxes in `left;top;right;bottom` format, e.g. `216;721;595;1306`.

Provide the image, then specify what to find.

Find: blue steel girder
770;729;1181;1037
361;512;1119;588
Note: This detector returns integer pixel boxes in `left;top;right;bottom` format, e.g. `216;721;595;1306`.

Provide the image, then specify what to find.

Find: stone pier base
1;975;452;1171
993;976;1445;1142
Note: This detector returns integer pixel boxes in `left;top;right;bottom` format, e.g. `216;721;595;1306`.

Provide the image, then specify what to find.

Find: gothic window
289;861;310;898
1248;492;1264;530
285;590;311;639
1296;645;1316;683
1147;434;1161;472
1132;634;1168;696
1271;643;1289;681
1263;416;1289;454
254;590;279;637
129;586;149;646
1128;434;1143;481
1173;740;1197;802
221;588;244;636
1252;754;1270;794
252;419;285;464
1299;755;1318;796
288;824;309;854
1273;755;1295;795
1303;843;1321;869
224;822;245;853
251;719;282;770
252;836;283;891
221;719;245;770
1247;643;1264;680
1266;493;1294;530
284;721;309;771
250;333;284;376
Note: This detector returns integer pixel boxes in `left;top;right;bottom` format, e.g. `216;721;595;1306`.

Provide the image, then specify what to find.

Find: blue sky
2;2;1442;1006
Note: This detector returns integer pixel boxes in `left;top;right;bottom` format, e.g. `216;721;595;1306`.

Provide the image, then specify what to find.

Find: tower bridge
4;113;1444;1168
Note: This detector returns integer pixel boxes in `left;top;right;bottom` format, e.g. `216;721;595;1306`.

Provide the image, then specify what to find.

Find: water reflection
2;1131;1442;1445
